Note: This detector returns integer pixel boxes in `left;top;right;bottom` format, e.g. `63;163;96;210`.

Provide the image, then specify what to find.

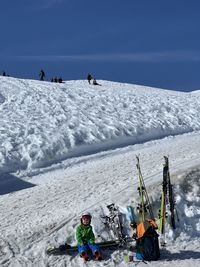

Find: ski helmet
81;212;92;220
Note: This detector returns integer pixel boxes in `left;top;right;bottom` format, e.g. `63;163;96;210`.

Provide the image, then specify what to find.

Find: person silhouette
93;78;101;86
39;69;45;81
87;73;92;84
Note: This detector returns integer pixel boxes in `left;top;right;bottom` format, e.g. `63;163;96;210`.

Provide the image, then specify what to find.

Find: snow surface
0;76;200;266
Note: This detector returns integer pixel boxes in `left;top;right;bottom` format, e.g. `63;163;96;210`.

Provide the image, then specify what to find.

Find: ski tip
46;247;56;254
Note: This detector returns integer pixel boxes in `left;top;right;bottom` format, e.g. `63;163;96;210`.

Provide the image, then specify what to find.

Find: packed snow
0;76;200;267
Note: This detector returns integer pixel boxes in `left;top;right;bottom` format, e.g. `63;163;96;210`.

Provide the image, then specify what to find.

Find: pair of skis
127;156;155;225
159;156;178;245
133;156;178;232
128;156;179;249
46;239;120;256
135;156;155;223
127;155;158;245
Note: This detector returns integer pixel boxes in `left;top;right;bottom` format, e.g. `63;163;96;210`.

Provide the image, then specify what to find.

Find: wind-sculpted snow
0;76;200;173
0;136;200;266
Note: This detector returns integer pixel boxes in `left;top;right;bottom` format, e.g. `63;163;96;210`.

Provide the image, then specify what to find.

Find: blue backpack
136;225;160;261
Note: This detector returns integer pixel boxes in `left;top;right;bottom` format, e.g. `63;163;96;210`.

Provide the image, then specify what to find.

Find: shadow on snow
0;173;35;195
161;249;200;261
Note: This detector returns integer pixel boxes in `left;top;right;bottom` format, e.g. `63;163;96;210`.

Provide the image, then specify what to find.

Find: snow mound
1;76;200;174
175;170;200;244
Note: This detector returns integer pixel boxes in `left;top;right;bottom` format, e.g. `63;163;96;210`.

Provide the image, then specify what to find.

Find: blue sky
1;0;200;91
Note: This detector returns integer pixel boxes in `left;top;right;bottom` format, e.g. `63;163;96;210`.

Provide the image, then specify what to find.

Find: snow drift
0;76;200;266
0;76;200;174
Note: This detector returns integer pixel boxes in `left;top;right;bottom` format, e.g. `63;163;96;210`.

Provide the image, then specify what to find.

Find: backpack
136;221;160;261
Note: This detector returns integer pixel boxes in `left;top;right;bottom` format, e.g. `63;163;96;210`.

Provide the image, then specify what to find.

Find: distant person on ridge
93;78;101;86
58;77;63;83
2;71;6;76
87;73;92;84
39;69;45;81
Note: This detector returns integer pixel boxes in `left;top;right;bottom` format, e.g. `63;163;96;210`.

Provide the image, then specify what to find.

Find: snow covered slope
0;77;200;267
0;76;200;175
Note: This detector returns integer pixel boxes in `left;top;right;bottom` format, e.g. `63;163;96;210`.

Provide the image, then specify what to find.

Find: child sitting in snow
76;212;102;261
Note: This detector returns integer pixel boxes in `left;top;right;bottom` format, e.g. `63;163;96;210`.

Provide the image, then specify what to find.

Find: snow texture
0;76;200;266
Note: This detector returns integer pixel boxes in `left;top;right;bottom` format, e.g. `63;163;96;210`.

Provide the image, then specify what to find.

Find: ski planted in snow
159;156;177;245
136;155;155;222
165;156;177;230
159;156;169;245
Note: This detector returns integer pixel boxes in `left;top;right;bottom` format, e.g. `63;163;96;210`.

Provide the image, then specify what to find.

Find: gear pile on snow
46;156;180;262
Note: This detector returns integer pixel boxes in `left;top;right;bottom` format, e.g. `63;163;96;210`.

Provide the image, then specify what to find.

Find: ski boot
94;250;102;261
80;251;89;262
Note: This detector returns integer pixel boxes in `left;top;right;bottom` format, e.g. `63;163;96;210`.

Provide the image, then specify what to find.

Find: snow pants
78;243;100;255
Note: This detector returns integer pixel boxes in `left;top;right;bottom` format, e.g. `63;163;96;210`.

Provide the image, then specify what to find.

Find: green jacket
76;224;95;245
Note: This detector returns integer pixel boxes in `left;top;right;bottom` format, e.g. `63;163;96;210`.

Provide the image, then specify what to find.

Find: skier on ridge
87;73;92;84
39;69;45;81
76;212;102;261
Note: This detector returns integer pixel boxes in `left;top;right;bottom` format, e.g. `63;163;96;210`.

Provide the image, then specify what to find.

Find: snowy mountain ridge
0;76;200;175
